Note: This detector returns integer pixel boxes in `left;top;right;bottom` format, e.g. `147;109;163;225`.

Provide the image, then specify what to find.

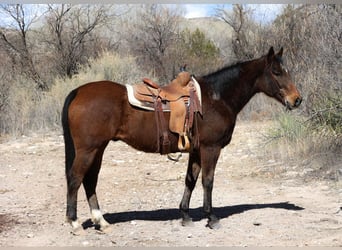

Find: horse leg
201;146;221;229
82;143;110;231
66;148;97;232
179;150;201;226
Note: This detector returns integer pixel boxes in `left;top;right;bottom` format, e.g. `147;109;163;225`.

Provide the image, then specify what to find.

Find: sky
184;4;285;23
0;4;285;28
184;4;220;18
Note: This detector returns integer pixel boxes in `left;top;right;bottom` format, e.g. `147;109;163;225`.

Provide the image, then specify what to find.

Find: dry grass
0;52;146;136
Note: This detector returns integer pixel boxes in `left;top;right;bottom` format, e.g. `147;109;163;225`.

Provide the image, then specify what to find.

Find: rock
82;240;90;246
26;233;34;238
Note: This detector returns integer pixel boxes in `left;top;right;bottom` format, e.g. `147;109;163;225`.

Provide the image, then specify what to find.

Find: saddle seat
142;71;192;99
127;71;202;152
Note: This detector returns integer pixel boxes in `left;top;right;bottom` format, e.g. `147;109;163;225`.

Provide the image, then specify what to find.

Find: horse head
256;47;302;110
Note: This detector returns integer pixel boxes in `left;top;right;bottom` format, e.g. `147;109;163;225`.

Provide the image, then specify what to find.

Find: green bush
268;90;341;144
263;94;341;181
307;91;342;134
267;112;307;142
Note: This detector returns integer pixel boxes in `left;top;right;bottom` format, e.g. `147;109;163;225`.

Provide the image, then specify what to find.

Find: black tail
62;89;78;176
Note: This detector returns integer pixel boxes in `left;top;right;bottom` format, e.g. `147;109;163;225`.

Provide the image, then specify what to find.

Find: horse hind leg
66;148;99;233
66;174;82;231
82;143;111;232
66;160;87;233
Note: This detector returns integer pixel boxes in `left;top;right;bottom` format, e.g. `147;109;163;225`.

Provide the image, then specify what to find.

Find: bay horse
62;47;302;232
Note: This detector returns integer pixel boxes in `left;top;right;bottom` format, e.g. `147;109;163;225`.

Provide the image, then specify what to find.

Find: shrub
0;52;146;136
307;91;342;135
264;103;341;181
267;112;307;142
0;76;41;135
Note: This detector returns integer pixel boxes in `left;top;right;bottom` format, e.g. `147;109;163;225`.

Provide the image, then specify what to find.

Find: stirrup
178;134;190;151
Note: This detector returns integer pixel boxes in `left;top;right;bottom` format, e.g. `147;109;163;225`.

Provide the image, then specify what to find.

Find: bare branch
44;4;116;77
0;4;48;90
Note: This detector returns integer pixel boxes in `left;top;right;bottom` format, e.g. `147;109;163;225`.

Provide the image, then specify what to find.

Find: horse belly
117;108;179;153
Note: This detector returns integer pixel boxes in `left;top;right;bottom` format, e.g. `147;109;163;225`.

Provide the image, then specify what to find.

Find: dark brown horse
62;47;302;232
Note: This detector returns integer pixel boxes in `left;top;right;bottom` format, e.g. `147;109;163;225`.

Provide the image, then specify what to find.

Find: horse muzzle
285;96;302;110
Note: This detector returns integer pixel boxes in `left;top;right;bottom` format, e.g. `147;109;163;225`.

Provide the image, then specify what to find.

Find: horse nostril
295;97;302;107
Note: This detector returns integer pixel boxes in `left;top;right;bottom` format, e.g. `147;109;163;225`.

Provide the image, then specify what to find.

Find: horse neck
203;57;266;114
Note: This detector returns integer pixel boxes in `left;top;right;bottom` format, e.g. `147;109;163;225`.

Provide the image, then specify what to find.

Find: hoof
206;218;221;230
70;225;86;236
99;224;112;234
181;218;195;227
66;218;86;235
91;209;111;233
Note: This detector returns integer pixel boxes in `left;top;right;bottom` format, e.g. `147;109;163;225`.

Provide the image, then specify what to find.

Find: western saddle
126;71;202;154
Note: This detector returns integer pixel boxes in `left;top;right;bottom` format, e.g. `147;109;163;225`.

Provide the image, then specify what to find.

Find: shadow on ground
82;202;304;229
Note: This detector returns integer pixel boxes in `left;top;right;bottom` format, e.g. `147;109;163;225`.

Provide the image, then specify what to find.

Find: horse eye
272;70;281;76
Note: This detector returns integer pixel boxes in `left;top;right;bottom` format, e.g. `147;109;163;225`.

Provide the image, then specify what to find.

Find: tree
126;4;182;82
0;4;48;90
177;28;222;76
216;4;273;62
272;4;341;114
44;4;115;78
216;4;255;60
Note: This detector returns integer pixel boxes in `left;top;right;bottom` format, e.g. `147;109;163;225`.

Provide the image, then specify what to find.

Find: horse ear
277;47;283;57
267;46;275;63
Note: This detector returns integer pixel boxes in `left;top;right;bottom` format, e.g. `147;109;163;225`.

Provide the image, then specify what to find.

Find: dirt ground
0;121;341;247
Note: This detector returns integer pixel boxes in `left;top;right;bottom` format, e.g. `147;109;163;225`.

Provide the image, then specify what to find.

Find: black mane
201;62;242;93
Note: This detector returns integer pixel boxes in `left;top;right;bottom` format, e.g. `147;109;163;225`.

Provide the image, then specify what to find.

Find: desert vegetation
0;4;340;181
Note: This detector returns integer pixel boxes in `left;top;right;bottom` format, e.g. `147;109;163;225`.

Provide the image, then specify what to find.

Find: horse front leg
201;145;221;229
179;150;201;226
